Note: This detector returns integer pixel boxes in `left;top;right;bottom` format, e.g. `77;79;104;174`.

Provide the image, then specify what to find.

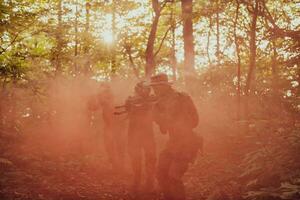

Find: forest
0;0;299;199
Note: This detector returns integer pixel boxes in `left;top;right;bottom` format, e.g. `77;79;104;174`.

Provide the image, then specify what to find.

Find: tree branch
0;20;37;55
261;0;300;40
124;44;139;78
154;19;182;57
0;34;19;55
154;26;172;57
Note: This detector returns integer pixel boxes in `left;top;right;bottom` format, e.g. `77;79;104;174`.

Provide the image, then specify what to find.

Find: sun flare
101;30;114;44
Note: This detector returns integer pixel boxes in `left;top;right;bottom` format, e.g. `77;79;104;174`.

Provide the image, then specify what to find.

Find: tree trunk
245;0;259;95
55;0;62;75
207;16;212;65
234;0;241;120
74;1;79;73
0;78;7;132
245;0;259;119
111;0;117;77
85;1;90;34
145;0;161;78
181;0;196;83
84;0;91;74
216;0;220;65
170;1;177;81
271;40;279;97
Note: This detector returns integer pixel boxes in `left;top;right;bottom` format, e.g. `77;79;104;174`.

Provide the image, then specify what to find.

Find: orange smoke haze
2;76;137;161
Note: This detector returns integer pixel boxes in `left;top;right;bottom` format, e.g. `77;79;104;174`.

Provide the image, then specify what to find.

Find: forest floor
0;141;208;200
1;156;131;200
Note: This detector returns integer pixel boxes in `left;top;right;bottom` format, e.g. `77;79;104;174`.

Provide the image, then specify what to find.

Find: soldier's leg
168;159;189;200
156;149;172;199
128;139;142;189
113;126;126;171
143;137;156;189
103;129;117;168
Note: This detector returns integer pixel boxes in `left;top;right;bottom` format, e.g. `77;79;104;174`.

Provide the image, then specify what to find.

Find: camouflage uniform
89;84;125;171
126;83;156;190
151;74;201;200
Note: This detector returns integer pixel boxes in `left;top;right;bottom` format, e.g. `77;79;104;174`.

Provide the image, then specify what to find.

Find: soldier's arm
182;94;199;128
153;104;169;134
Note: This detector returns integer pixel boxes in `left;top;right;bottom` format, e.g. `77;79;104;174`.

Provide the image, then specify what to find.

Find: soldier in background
150;74;202;200
123;81;156;192
88;83;125;171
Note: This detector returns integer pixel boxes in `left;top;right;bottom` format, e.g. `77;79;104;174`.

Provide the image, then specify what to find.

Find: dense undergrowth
0;79;299;200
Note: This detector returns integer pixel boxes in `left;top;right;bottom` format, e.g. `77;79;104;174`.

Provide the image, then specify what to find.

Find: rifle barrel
114;111;127;115
115;105;126;109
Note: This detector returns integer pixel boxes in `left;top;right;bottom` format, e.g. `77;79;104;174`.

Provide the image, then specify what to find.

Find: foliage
0;0;299;200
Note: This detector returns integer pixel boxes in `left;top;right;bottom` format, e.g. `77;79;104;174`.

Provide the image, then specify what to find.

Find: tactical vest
154;90;199;137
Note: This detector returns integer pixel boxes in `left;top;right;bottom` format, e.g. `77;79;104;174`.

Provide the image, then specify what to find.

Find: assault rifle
114;95;158;115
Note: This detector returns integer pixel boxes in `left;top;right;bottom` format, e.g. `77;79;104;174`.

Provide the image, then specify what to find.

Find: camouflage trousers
103;127;126;171
156;147;189;200
128;135;156;189
157;134;201;200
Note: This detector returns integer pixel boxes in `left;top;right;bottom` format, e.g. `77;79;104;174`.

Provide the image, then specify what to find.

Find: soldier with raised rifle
150;73;202;200
116;81;157;193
